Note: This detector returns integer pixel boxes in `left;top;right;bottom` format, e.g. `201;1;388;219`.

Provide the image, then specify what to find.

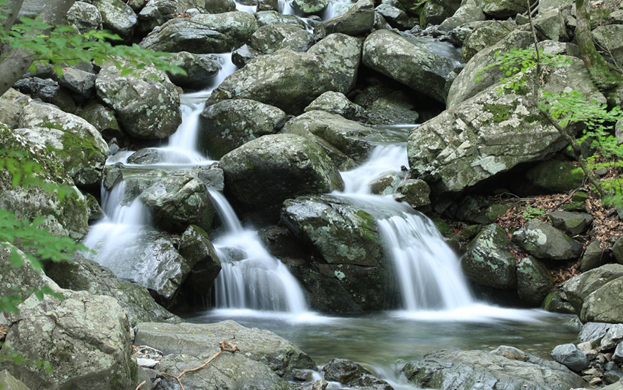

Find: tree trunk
575;0;622;90
0;0;25;31
0;0;76;97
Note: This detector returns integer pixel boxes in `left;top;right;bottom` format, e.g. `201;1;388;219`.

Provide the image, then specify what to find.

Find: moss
483;103;512;123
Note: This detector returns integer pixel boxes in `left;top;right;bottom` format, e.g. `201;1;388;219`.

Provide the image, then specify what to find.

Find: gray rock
139;12;258;53
579;322;612;347
166;52;221;89
134;320;316;377
551;344;589;372
0;290;137;390
322;358;392;390
316;0;375;36
58;67;97;101
305;91;369;122
209;34;361;114
353;86;420;125
177;225;222;297
403;349;587;389
282;110;407;163
220;134;344;222
76;101;123;142
0;88;29;128
249;24;313;55
522;160;584;195
370;173;402;195
613;235;623;264
512;219;582;261
580;240;606;272
65;1;103;32
438;0;485;32
0;370;30;390
198;99;287;159
293;0;328;13
461;224;517;289
482;0;528;17
85;192;105;222
517;256;554;306
136;0;177;37
393;179;431;210
462;21;515;63
139;174;215;233
96;61;181;139
548;210;593;237
592;24;623;67
93;0;138;39
614;343;623;364
601;324;623;350
581;277;623;323
562;264;623;313
362;30;456;103
375;3;413;29
255;11;307;28
127;148;163;165
533;9;569;42
44;252;182;327
205;0;236;12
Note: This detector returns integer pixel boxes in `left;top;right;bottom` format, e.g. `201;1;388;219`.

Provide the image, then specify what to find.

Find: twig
134;380;146;390
161;340;240;390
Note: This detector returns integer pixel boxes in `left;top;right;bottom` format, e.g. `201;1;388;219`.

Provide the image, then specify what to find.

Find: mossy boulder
304;91;369;123
315;0;375;36
521;160;584;195
177;225;222;299
512;220;582;261
248;23;312;55
562;263;623;313
93;0;137;39
580;277;623;323
462;21;515;63
517;256;554;306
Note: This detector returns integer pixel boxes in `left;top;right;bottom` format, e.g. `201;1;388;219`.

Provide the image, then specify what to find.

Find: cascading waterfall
336;142;475;311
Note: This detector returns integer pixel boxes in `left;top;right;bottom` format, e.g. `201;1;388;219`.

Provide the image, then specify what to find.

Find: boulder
17;101;108;188
255;11;307;28
551;344;589;372
393;179;431;210
579;322;611;347
362;30;457;103
44;252;182;326
521;160;584;195
58;67;97;101
139;174;216;233
316;0;375;36
219;134;344;222
198;98;287;159
293;0;328;13
438;0;485;31
96;61;181;139
93;0;138;39
248;23;313;55
533;9;569;42
280;195;391;311
0;88;29;128
512;220;582;261
208;33;361;114
352;86;420;125
375;3;413;29
76;101;124;143
403;349;587;390
136;0;177;37
613;235;623;264
592;24;623;67
0;124;89;240
139;12;258;53
304;91;369;123
462;21;515;63
205;0;236;12
580;240;606;272
282;110;407;163
548;210;593;237
601;324;623;350
177;225;222;298
562;263;623;313
481;0;528;17
461;224;517;289
134;320;316;377
13;77;75;112
0;371;29;390
581;277;623;323
322;358;392;390
0;290;137;390
65;1;103;32
0;243;59;303
517;256;554;306
165;52;221;89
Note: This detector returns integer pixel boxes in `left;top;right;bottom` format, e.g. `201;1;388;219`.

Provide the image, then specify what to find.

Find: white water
335;143;475;311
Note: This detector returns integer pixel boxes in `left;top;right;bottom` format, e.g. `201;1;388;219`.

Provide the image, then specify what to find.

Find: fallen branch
161;340;240;390
134;380;146;390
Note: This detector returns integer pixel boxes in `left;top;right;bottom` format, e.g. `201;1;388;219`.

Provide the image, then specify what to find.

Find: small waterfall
209;190;309;313
336;144;475;311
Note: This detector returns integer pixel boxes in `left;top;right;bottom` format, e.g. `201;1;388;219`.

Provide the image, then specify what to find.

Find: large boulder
93;0;138;39
512;220;582;261
362;30;458;103
408;57;602;197
461;224;517;289
248;23;313;55
280;195;391;312
134;320;316;377
562;264;623;313
44;252;182;326
208;33;361;114
282;110;407;163
481;0;528;17
198;99;287;159
580;277;623;323
17;101;108;188
592;24;623;66
176;225;222;301
165;52;221;89
139;12;258;53
0;290;137;390
139;174;216;233
322;358;392;390
402;349;587;390
96;61;181;139
551;344;589;372
219;134;344;222
316;0;375;36
304;91;369;123
0;124;89;240
461;21;516;62
0;88;29;128
516;256;554;305
65;1;103;33
0;243;59;302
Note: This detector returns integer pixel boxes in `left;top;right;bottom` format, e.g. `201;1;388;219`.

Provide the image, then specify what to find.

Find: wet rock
393;179;431;210
0;290;136;390
512;220;582;261
293;0;328;14
548;210;593;237
579;322;612;347
96;61;181;139
208;33;361;114
139;12;258;53
461;224;517;289
580;241;606;272
403;349;587;389
370;173;402;195
165;52;221;89
517;256;554;306
282;110;407;163
135;320;316;377
563;264;623;313
316;0;374;36
614;343;623;364
551;344;589;372
177;225;222;298
362;30;456;103
220;134;344;222
198;98;287;159
85;193;105;222
93;0;138;39
304;91;369;123
44;252;182;326
140;174;215;233
66;1;103;32
322;358;392;390
126;148;162;165
543;290;575;314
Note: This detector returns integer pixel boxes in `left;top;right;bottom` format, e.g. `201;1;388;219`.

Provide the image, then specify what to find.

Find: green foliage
0;0;185;80
522;205;545;220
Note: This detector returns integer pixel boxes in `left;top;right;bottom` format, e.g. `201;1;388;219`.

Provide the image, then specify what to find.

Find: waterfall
336;143;475;311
